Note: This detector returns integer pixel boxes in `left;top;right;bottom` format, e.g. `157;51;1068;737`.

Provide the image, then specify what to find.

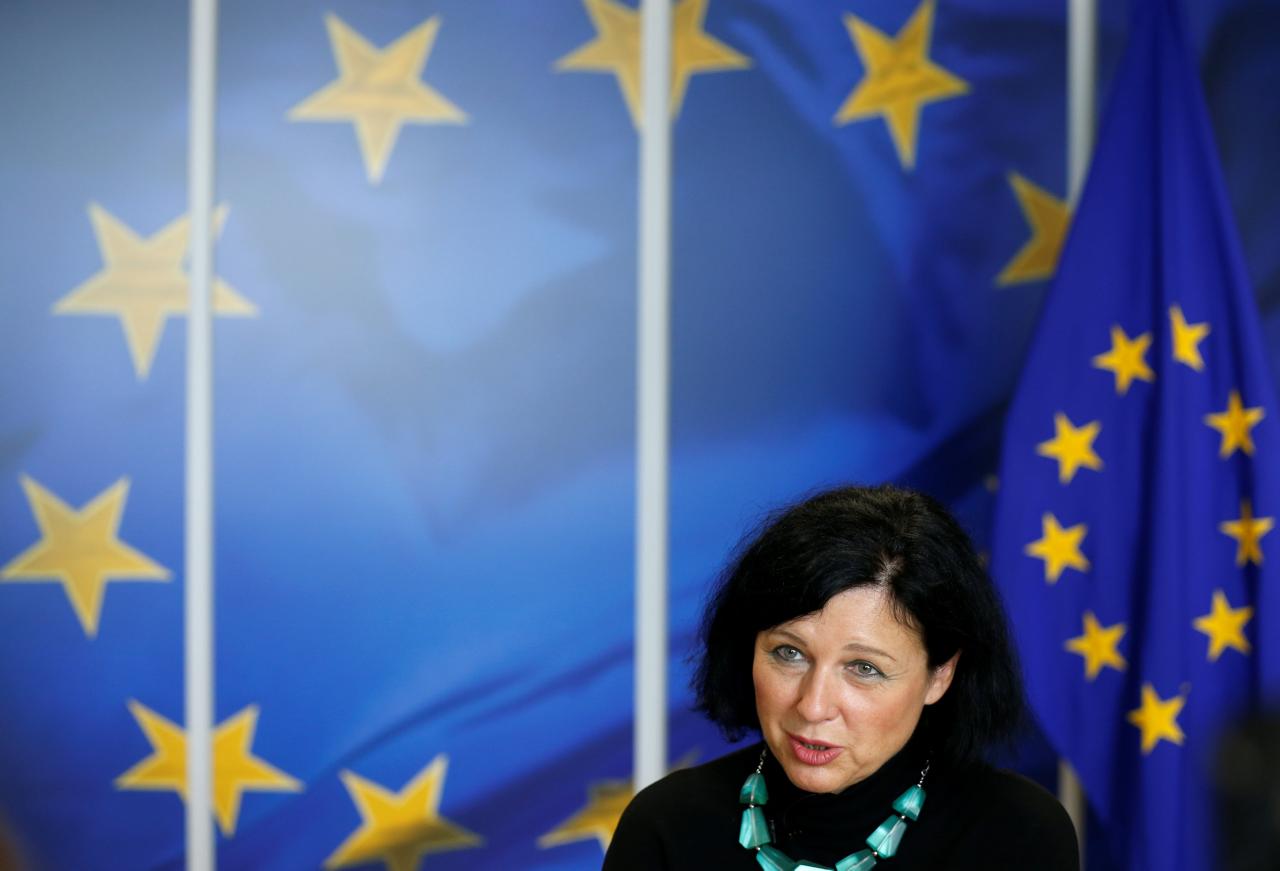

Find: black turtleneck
603;736;1079;870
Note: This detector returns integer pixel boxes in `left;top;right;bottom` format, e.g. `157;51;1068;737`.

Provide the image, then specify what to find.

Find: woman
604;485;1078;870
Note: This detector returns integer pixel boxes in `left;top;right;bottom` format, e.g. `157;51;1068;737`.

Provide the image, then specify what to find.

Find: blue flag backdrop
991;0;1280;868
1;0;1279;868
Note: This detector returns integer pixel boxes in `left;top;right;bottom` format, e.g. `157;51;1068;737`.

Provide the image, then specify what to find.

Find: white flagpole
1068;0;1097;207
1062;0;1096;865
186;0;218;867
635;0;673;791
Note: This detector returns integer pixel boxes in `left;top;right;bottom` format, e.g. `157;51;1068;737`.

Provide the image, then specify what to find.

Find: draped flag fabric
1;0;1278;869
991;1;1280;869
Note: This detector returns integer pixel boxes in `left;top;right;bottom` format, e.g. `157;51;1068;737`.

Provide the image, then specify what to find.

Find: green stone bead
794;862;833;870
755;844;798;871
865;815;908;858
740;771;769;805
739;806;772;848
891;784;926;821
835;850;877;871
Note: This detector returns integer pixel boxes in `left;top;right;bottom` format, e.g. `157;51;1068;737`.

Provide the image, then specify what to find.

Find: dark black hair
693;483;1024;769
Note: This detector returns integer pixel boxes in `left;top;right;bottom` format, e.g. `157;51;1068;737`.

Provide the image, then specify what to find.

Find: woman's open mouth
787;733;842;765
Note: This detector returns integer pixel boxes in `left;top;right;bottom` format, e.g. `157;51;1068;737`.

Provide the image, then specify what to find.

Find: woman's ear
924;651;960;706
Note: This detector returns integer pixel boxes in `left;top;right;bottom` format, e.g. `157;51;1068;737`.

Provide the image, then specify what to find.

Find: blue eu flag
0;1;1074;867
991;0;1280;869
10;0;1276;867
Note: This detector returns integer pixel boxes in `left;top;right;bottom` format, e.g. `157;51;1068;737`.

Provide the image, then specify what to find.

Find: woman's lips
787;733;842;766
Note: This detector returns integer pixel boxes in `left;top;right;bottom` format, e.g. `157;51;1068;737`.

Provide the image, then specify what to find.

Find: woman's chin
779;760;852;794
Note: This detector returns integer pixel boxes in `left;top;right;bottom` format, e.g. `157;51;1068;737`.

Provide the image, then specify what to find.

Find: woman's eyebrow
765;628;807;646
764;630;900;664
842;642;898;663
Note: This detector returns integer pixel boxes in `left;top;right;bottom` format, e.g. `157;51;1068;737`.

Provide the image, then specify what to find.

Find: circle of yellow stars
1021;300;1272;756
18;0;1272;856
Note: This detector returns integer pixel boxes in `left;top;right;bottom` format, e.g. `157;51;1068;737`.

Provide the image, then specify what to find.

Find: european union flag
991;0;1280;869
6;0;1277;868
0;2;1076;867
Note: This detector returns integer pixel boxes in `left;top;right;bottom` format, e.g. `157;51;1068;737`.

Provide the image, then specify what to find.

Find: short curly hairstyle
692;483;1025;769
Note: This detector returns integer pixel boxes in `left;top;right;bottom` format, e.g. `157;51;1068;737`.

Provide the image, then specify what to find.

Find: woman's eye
771;645;803;662
849;661;883;678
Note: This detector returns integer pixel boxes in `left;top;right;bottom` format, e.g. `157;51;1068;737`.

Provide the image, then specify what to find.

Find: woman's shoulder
949;764;1079;868
970;765;1072;816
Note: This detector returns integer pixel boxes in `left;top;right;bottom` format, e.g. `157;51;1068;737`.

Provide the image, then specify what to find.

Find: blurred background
0;0;1277;868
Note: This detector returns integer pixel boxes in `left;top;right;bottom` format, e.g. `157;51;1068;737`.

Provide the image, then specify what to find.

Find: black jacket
604;739;1079;870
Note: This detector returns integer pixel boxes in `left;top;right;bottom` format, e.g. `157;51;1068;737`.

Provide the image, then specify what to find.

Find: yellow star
1204;390;1265;458
1036;412;1103;484
289;15;467;184
325;755;481;871
1064;611;1127;679
1219;499;1274;567
1193;589;1253;661
834;0;968;170
538;752;697;854
53;204;256;380
1;476;169;637
1091;325;1155;395
115;701;302;835
538;779;633;853
555;0;749;129
1024;513;1089;583
1169;305;1210;371
996;173;1071;286
1126;684;1185;754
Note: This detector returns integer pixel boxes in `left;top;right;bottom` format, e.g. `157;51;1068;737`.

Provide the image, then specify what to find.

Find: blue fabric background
1;1;1277;868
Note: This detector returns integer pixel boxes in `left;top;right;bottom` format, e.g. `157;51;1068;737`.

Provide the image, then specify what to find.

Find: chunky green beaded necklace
737;749;929;871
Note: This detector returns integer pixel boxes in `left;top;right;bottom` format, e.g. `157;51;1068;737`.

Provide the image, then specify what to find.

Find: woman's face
752;584;957;794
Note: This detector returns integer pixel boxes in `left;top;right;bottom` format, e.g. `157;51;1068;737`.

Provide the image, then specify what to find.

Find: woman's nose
795;668;837;722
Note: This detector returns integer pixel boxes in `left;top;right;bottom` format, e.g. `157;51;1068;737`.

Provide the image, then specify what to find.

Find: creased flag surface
992;0;1280;868
2;1;1280;869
